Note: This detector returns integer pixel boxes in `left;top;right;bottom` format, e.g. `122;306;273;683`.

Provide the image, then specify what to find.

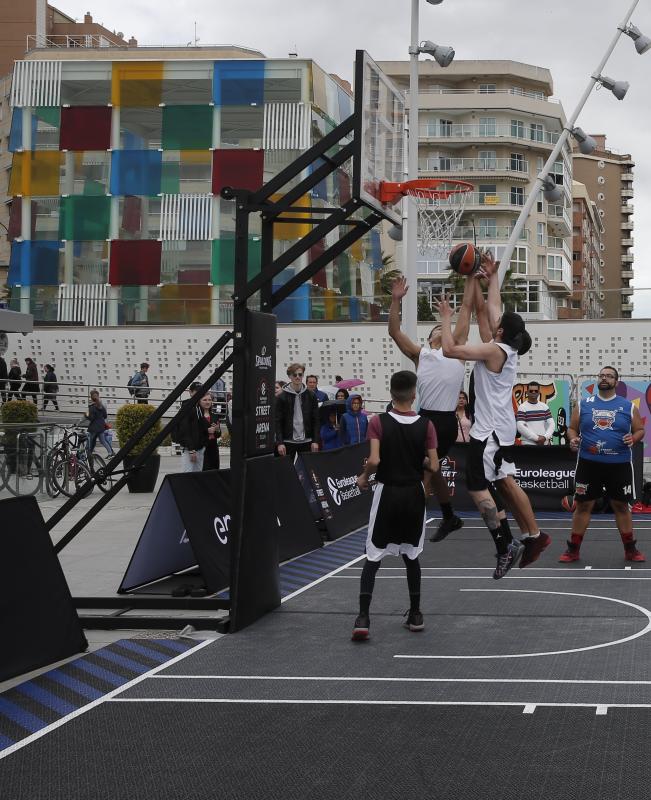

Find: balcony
547;236;572;261
419;122;560;146
620;172;634;182
621;188;634;199
547;204;571;235
461;191;527;211
621;237;634;247
453;225;529;242
27;33;122;49
419;157;529;180
622;301;634;312
622;253;634;263
621;220;634;231
621;203;634;214
621;269;634;279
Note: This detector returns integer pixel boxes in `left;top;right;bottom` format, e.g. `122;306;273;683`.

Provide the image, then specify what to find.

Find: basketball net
412;189;470;256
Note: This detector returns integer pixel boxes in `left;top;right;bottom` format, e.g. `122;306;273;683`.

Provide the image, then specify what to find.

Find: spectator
86;390;114;456
0;353;7;402
130;362;151;404
275;362;320;458
174;382;209;472
455;390;472;443
42;364;59;411
199;392;221;471
334;375;343;383
275;380;285;397
320;409;342;451
335;388;349;401
340;394;368;446
7;358;21;401
22;357;39;404
306;375;329;403
516;382;554;445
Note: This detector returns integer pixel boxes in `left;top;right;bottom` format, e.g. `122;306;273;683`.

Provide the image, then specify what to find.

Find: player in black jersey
352;371;439;641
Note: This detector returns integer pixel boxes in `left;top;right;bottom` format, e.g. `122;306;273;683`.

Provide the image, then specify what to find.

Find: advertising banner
580;378;651;457
441;442;643;512
513;378;571;446
246;311;276;456
299;442;376;540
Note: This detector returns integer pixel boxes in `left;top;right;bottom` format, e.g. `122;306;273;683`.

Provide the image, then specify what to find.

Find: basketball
449;242;481;276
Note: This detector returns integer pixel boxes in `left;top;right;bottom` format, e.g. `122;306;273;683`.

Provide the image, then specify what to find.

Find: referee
388;275;474;542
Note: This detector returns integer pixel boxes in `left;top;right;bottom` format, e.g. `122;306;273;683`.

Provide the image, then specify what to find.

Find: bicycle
47;426;114;498
0;427;60;498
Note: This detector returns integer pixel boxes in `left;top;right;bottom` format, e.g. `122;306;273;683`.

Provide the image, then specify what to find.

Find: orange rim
378;178;473;204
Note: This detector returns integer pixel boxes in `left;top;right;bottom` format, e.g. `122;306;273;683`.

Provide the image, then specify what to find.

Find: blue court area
2;513;651;799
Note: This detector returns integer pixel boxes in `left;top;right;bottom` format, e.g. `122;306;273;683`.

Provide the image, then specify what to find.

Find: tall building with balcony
572;135;634;318
0;2;131;292
378;60;573;319
559;181;603;320
3;41;384;325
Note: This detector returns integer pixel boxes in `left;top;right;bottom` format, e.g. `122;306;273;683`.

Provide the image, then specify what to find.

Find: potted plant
115;403;162;493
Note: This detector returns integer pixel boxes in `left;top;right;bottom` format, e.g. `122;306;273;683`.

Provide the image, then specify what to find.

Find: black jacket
44;369;58;393
174;398;209;450
8;366;21;388
0;357;7;385
87;403;108;434
275;387;320;444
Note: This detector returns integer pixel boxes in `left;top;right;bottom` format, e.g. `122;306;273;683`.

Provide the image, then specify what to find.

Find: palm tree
445;268;527;312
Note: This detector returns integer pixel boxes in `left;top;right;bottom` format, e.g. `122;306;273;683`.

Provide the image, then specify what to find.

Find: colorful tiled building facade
6;55;383;325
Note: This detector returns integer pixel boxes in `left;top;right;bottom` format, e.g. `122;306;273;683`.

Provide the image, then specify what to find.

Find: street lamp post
403;0;452;354
497;0;647;290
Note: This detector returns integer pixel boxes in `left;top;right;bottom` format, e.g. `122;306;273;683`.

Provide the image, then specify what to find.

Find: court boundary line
150;675;651;685
0;638;215;762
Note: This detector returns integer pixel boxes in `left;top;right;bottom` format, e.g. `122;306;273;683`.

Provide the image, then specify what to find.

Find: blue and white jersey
578;393;633;463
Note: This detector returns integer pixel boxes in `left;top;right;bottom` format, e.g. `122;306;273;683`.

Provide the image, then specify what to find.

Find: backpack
127;375;136;395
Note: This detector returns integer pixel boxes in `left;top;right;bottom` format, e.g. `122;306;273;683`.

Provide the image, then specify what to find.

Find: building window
510;186;524;206
479;84;496;94
479;217;497;237
510;245;527;274
478;150;496;169
479;117;496;136
530;123;543;142
537;222;545;246
478;183;497;204
547;253;563;281
511;119;524;138
510;153;525;172
551;159;564;185
439;119;453;137
537;200;543;213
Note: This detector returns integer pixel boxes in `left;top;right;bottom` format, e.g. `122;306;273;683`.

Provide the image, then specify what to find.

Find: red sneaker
559;540;581;562
624;541;646;562
631;502;645;514
519;531;552;568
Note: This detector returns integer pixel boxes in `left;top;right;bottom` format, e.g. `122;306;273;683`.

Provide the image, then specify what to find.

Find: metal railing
27;34;116;49
419;123;561;145
460;191;527;208
452;226;529;242
406;87;558;103
419;157;529;175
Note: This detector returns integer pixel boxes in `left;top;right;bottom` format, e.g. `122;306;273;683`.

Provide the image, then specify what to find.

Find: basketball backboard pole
497;0;642;289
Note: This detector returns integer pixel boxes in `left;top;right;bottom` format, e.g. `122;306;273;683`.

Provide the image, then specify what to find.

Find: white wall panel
11;60;62;107
263;103;311;150
159;194;212;240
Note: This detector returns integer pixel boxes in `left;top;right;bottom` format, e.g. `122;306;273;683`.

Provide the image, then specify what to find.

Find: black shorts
418;409;457;458
574;457;635;504
465;435;517;492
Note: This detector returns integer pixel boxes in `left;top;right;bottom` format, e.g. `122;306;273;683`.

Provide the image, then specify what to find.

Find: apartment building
572;135;634;318
559;181;603;320
378;59;573;319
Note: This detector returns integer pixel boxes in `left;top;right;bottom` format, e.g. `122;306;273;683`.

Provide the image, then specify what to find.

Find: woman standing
199;392;221;470
455;390;472;443
86;390;114;456
7;358;22;401
22;357;39;404
42;364;60;411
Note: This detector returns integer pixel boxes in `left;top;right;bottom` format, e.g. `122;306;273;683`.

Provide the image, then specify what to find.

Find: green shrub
115;403;162;457
1;400;39;425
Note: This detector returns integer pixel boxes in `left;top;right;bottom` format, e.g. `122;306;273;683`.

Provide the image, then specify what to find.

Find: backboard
353;50;405;226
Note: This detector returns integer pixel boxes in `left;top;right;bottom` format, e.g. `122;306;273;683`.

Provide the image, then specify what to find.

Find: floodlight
419;40;455;67
624;23;651;55
571;127;597;155
541;175;562;203
597;75;629;100
388;224;403;242
426;0;445;4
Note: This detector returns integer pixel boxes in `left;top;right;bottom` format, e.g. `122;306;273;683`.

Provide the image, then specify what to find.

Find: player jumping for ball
436;248;551;578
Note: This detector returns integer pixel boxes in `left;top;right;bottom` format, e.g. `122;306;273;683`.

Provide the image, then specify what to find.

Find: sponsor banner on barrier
440;442;643;512
299;443;376;539
247;311;276;456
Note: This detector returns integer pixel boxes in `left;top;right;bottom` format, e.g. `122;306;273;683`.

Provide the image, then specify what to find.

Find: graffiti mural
513;379;571;446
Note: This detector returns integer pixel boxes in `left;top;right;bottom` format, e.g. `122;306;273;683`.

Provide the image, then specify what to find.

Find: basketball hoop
379;178;473;255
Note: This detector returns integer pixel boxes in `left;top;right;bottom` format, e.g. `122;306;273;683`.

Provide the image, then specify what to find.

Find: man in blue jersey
560;366;645;563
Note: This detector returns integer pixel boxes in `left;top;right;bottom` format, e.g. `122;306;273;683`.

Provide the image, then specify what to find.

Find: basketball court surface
1;512;650;799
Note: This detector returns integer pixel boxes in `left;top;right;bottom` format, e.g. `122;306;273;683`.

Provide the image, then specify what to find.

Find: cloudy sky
63;0;651;317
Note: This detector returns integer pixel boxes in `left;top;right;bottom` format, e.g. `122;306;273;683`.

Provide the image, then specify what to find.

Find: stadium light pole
497;0;647;289
404;0;453;350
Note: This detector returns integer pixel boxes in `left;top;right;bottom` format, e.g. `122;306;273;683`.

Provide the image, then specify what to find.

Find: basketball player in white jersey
437;260;551;578
389;275;474;541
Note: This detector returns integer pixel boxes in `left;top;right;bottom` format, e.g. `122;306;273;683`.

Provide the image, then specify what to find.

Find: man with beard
560;366;645;563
